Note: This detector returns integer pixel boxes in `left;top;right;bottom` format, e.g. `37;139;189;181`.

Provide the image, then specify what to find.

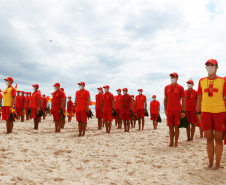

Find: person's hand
196;114;201;123
85;107;88;112
165;110;167;117
181;112;186;119
9;108;12;114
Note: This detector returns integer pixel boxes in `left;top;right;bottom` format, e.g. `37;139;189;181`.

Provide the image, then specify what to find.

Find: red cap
53;83;60;87
29;92;31;94
21;91;25;93
68;96;71;98
122;88;128;91
42;94;46;96
152;95;156;98
4;77;14;83
78;82;85;86
116;89;121;92
205;59;218;66
32;84;39;88
17;90;21;93
169;72;178;77
131;95;134;97
60;88;64;91
51;93;54;95
186;80;194;84
103;85;110;89
97;87;103;90
138;89;143;91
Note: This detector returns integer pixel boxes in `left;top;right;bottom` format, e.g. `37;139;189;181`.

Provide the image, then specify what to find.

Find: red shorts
2;106;11;121
76;111;87;122
186;111;196;124
136;109;145;118
42;107;46;113
116;108;121;119
31;108;37;119
16;107;23;114
201;112;226;131
96;108;103;118
151;114;158;121
167;111;181;127
103;111;112;122
121;111;131;121
52;110;60;121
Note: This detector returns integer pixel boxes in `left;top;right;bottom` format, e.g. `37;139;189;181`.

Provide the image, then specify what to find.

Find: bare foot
205;164;213;170
214;165;220;170
169;143;173;147
174;143;178;147
187;139;190;141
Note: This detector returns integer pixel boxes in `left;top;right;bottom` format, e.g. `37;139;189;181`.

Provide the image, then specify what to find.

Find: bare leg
191;124;196;141
78;122;82;136
200;127;204;138
142;117;145;130
123;120;126;132
127;120;130;132
204;129;214;169
43;114;46;120
215;131;224;170
98;118;101;130
175;126;179;147
9;121;14;133
169;126;174;147
138;118;141;130
6;121;10;134
108;121;111;133
82;122;87;136
54;121;57;132
105;121;108;133
186;123;191;141
58;120;62;132
21;115;24;122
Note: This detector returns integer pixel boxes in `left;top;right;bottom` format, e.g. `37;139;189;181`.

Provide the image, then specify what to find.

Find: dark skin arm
130;99;133;110
196;94;202;121
181;97;186;118
164;96;167;116
85;97;90;112
9;96;16;113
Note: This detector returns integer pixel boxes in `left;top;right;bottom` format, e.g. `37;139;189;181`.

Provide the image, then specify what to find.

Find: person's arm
86;97;90;112
37;98;40;109
158;102;160;114
164;96;167;116
60;98;64;109
196;94;202;121
135;99;137;112
71;102;73;113
145;99;147;109
130;99;133;110
11;97;16;108
181;97;186;118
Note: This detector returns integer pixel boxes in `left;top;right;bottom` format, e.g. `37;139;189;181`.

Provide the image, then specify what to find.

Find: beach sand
0;116;226;185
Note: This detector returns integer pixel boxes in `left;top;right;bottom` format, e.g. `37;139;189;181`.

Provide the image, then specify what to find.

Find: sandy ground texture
1;116;226;185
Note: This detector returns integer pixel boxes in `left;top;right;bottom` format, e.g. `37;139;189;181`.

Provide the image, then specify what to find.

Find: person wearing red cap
130;95;136;128
115;89;122;129
42;94;47;120
75;82;90;136
121;88;133;132
15;90;21;119
0;89;2;119
19;91;26;122
150;95;160;129
24;92;31;120
135;89;147;130
164;72;185;147
95;87;103;130
60;88;67;129
52;83;65;132
102;85;114;134
2;77;16;133
197;59;226;170
185;80;198;141
31;84;41;130
67;96;73;122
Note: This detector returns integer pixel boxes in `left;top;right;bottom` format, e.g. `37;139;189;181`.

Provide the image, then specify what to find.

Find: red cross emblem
204;84;218;97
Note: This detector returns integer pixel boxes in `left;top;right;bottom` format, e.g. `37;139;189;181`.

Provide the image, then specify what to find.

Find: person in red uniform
102;85;114;134
185;80;198;141
95;87;103;130
24;92;31;120
197;59;226;170
115;89;122;129
164;72;186;147
150;95;160;129
130;95;136;128
15;90;21;119
19;91;26;122
75;82;90;136
28;92;32;119
121;88;133;132
60;88;66;129
0;89;2;119
135;89;147;130
67;96;73;122
52;83;65;132
2;77;16;133
42;94;47;120
31;84;41;130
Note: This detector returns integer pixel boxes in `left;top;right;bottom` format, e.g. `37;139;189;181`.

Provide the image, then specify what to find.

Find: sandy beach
0;116;226;185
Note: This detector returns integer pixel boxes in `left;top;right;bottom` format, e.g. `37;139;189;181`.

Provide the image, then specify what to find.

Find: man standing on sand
95;87;103;130
150;95;160;129
67;96;73;122
197;59;226;170
60;88;66;129
52;83;65;132
31;84;41;130
121;88;133;132
164;72;186;147
102;85;114;134
75;82;90;136
115;89;122;129
42;94;47;120
2;77;16;134
185;80;198;141
135;89;147;130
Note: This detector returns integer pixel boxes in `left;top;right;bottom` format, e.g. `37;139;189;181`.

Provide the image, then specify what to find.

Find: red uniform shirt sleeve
180;86;185;98
223;80;226;96
198;80;202;95
11;88;16;97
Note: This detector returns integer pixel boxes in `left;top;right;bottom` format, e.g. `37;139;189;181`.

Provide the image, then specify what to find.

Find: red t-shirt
15;95;21;107
30;91;41;108
165;84;185;111
132;100;135;112
135;94;146;110
19;95;26;108
121;94;132;113
96;93;103;109
52;90;65;110
67;100;73;112
42;98;47;110
0;93;2;105
25;96;30;108
75;89;90;112
115;94;122;109
185;89;197;112
150;100;160;114
102;92;114;111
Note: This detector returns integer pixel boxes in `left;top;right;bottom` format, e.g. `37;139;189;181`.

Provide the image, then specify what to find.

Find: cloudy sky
0;0;226;110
